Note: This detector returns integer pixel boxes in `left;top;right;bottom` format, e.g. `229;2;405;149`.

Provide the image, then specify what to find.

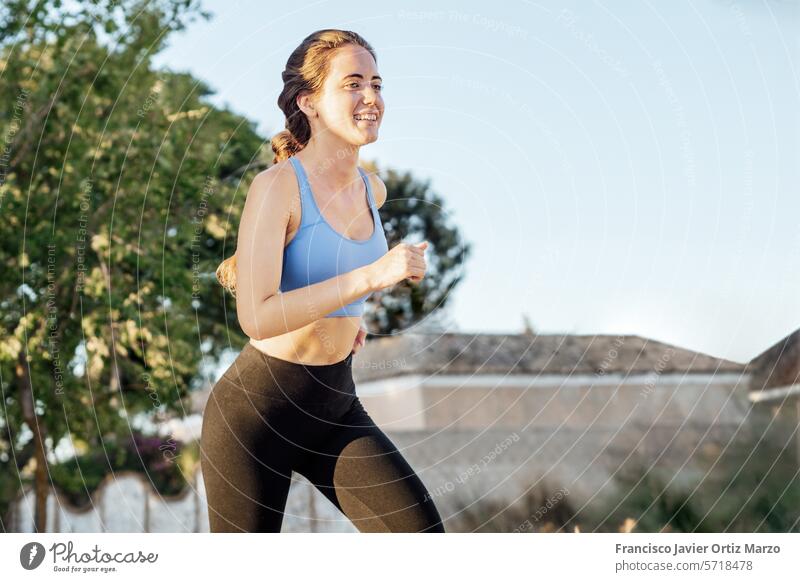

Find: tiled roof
352;331;748;382
746;328;800;392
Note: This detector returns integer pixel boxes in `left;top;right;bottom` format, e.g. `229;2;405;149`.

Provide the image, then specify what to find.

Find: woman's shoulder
244;159;301;222
252;158;296;188
360;168;387;209
248;160;300;201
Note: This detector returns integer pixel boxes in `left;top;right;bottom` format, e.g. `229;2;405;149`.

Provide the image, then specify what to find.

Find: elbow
240;322;273;342
237;294;279;341
238;315;273;341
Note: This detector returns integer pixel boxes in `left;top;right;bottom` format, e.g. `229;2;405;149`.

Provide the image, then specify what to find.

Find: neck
298;137;362;191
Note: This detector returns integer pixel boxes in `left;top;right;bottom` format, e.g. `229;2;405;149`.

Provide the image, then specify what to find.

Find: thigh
200;380;297;532
296;398;445;533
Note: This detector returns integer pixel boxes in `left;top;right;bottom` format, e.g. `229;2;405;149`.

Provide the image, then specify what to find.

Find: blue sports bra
279;156;389;317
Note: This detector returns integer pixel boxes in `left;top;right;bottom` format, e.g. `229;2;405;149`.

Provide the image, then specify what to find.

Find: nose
363;86;380;105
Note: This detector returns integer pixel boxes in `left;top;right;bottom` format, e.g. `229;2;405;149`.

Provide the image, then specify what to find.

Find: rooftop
352;331;748;382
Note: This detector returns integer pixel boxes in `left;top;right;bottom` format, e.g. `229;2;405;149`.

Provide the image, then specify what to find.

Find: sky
152;0;799;364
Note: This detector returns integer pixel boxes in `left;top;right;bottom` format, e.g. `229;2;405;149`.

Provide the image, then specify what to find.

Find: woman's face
312;44;384;147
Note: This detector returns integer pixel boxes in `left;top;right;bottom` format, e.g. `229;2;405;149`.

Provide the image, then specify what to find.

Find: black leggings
200;342;445;532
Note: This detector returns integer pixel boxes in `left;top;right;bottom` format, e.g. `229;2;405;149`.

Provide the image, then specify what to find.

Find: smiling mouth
353;113;378;122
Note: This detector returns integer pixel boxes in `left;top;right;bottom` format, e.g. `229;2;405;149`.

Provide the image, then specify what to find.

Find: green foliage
49;432;190;507
594;417;800;532
365;166;472;335
450;485;576;533
0;454;20;526
593;461;716;533
708;416;800;532
0;0;254;526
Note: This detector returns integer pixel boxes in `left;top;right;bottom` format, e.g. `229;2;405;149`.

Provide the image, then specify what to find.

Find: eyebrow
342;73;382;81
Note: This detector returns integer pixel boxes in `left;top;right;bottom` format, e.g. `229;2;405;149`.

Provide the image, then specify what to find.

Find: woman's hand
351;324;368;355
365;240;428;291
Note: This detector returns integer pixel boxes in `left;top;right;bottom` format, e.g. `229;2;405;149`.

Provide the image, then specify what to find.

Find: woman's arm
234;163;379;341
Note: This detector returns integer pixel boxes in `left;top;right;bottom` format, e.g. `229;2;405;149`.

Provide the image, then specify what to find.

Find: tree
360;164;472;336
0;0;269;531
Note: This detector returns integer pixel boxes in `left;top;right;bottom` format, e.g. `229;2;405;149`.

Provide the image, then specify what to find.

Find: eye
346;82;382;91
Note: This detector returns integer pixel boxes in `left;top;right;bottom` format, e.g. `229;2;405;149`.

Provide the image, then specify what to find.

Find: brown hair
215;29;377;297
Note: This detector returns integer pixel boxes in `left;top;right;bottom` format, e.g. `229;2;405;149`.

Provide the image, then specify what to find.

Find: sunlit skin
250;44;389;364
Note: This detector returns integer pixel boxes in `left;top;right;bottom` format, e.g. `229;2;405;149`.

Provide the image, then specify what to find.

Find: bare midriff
249;317;361;366
248;198;368;366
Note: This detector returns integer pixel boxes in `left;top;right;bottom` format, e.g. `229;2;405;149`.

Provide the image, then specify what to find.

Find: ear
296;90;317;118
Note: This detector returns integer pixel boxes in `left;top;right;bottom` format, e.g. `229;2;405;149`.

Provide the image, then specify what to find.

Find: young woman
200;29;445;533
